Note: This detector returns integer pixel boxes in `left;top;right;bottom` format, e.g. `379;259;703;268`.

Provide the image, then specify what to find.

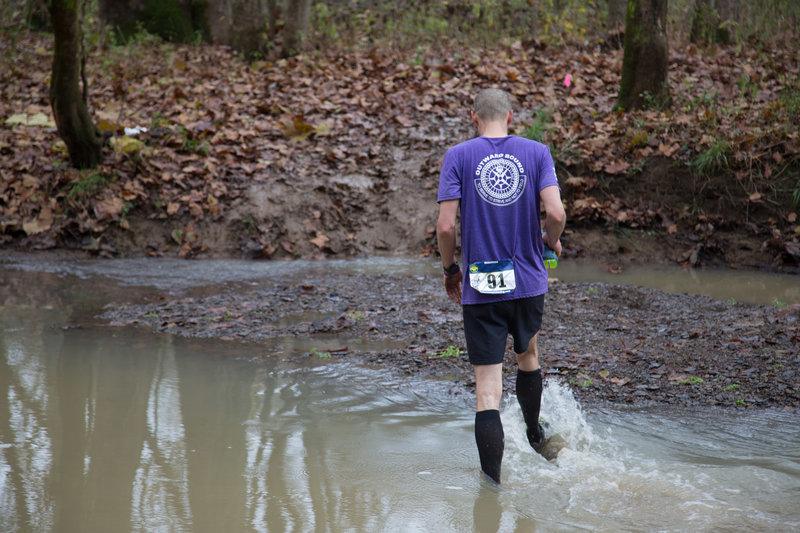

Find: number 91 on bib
468;260;516;295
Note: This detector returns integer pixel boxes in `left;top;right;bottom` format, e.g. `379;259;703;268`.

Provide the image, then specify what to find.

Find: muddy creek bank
100;263;800;410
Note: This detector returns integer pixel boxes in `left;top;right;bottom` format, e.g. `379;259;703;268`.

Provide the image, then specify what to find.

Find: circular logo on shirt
474;156;526;206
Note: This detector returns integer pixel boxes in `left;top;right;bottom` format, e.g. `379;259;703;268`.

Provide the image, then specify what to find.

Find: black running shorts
462;295;545;365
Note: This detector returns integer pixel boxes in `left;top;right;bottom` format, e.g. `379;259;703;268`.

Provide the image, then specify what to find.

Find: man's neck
478;122;509;138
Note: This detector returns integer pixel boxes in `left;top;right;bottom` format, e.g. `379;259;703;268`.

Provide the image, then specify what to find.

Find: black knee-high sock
516;368;543;444
475;409;504;483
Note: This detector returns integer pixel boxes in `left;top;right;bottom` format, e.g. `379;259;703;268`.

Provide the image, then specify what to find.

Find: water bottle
542;232;558;269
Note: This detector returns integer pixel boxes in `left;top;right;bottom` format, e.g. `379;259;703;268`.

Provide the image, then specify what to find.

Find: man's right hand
444;270;462;304
543;234;562;257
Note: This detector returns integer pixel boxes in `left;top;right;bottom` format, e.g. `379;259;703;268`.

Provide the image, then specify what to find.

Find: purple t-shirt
437;135;559;305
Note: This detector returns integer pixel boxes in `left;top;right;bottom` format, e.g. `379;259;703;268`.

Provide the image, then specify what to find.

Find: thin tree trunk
231;0;267;56
607;0;627;29
617;0;671;111
716;0;739;44
49;0;103;169
691;0;739;45
284;0;311;56
205;0;267;56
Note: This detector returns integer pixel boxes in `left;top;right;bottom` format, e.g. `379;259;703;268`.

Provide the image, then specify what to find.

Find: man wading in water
436;88;566;483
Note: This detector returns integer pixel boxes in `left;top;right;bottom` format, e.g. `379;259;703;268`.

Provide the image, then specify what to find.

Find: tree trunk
690;0;739;45
266;0;278;36
607;0;627;29
716;0;739;45
49;0;103;169
205;0;267;56
284;0;311;56
617;0;671;111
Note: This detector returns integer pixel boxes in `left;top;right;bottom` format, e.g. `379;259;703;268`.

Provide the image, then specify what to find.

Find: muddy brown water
551;261;800;306
1;254;799;531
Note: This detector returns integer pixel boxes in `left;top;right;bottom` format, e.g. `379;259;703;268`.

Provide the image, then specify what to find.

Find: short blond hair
473;89;512;122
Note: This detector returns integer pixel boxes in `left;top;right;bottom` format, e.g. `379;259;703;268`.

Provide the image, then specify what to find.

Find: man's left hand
444;270;462;304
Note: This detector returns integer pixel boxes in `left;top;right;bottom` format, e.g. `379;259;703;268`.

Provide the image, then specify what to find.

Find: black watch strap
443;262;460;275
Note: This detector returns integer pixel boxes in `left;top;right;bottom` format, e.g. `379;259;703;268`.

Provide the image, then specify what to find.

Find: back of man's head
473;89;512;122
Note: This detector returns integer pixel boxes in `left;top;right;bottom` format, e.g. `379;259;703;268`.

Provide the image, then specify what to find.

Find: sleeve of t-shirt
437;147;462;202
537;146;559;191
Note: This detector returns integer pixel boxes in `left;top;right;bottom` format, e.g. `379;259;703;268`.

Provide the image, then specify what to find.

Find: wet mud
102;268;800;410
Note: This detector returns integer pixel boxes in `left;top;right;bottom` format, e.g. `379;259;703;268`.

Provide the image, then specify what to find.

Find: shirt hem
461;287;549;306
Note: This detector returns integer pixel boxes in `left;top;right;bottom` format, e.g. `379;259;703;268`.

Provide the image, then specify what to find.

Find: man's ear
506;110;513;127
470;109;479;127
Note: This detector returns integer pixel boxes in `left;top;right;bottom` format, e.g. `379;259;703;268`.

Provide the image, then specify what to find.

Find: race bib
468;260;516;294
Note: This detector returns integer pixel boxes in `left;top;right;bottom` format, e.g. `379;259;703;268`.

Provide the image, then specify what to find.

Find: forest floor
1;31;798;271
1;31;798;409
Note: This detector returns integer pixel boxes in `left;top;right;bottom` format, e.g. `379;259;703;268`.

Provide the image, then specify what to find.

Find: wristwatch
443;262;460;276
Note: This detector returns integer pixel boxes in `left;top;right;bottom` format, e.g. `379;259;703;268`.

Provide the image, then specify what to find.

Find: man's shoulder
446;137;482;152
507;135;550;152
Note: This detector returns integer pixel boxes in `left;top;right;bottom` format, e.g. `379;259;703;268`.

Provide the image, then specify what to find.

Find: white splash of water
496;378;755;530
502;378;608;463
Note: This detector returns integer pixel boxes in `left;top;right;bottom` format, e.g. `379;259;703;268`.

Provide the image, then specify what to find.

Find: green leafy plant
626;129;649;150
677;376;704;385
149;111;168;131
345;311;364;322
142;311;159;319
438;345;462;359
792;181;800;211
639;90;669;111
691;139;731;176
68;171;113;199
241;216;257;230
310;348;331;359
119;200;135;227
737;76;760;100
522;107;554;144
177;126;209;156
723;383;740;391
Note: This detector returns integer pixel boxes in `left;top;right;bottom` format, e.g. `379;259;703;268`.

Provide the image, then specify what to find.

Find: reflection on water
2;302;799;532
0;304;474;533
1;259;800;532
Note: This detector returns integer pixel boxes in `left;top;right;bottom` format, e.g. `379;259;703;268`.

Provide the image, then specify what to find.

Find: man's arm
540;185;566;256
437;199;459;267
436;199;462;304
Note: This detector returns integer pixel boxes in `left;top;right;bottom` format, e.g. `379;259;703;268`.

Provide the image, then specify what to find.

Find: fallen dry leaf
94;197;124;221
310;232;330;249
22;206;53;234
604;159;630;175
